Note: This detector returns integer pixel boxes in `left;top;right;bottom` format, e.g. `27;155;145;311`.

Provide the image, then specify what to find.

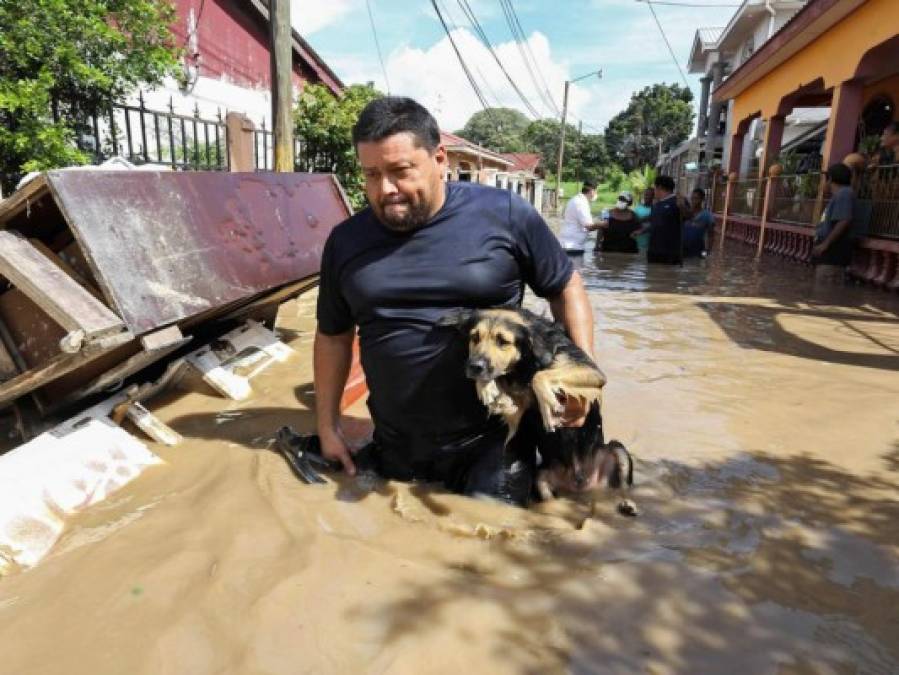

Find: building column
706;61;726;157
821;79;864;167
758;115;785;175
727;132;744;176
698;76;712;138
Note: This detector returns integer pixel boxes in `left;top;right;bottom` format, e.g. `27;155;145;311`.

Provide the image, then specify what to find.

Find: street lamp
555;68;602;210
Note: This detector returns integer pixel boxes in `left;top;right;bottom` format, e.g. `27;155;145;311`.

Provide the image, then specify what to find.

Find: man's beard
375;197;433;233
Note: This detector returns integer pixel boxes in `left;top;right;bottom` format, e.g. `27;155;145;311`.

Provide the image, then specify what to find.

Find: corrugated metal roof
698;27;725;46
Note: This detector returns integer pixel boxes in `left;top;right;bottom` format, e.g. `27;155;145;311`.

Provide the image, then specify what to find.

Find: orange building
710;0;899;288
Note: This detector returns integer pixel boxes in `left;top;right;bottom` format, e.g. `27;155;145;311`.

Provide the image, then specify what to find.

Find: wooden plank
0;231;125;341
0;347;114;408
0;337;18;381
0;173;48;225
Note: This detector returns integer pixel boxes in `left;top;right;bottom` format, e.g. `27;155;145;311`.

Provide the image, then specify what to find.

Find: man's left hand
812;243;827;257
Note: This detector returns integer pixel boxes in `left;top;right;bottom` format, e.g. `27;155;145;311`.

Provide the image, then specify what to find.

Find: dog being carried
439;307;636;512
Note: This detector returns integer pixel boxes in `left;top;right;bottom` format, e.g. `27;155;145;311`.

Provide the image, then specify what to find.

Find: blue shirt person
683;188;714;258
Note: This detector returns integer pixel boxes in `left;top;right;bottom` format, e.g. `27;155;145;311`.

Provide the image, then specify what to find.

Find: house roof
248;0;344;96
500;152;542;174
440;131;514;166
688;27;725;73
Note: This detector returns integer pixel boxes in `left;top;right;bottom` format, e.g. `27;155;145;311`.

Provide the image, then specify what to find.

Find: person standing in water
683;188;714;258
634;175;683;264
596;192;639;254
813;163;857;283
314;97;595;507
559;181;602;254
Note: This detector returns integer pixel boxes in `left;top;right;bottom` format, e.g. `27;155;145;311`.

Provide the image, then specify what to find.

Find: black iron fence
252;123;337;173
60;92;229;171
58;91;337;174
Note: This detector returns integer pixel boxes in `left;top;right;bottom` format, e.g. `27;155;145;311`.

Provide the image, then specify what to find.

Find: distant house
500;153;545;212
439;132;545;210
139;0;343;125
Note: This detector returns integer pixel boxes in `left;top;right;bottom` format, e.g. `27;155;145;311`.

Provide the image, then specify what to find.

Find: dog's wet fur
439;307;635;506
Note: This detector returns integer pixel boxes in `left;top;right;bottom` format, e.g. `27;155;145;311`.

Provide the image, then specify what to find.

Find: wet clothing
647;195;683;264
597;211;639;253
633;204;652;252
683;208;714;258
814;185;856;267
317;181;573;504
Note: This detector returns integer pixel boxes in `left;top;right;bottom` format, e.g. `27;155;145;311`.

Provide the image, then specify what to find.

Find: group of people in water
559;176;715;265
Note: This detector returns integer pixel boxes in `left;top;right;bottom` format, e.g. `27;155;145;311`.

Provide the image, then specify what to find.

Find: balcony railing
857;164;899;239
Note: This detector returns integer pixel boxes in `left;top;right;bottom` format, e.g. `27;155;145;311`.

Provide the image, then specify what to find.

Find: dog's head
437;308;552;381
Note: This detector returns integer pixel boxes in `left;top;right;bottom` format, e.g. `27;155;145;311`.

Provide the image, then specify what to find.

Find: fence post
226;112;256;172
756;173;774;260
719;172;735;253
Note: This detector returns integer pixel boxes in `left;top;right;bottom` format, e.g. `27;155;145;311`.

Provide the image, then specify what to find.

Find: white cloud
291;0;354;36
339;27;615;132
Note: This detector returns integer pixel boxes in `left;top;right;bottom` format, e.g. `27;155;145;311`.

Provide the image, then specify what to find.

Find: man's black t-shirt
317;182;573;459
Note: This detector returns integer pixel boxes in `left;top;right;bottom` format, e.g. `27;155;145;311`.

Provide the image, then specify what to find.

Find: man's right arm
313;327;357;474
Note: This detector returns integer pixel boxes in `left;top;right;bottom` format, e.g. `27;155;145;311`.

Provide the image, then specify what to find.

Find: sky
293;0;741;135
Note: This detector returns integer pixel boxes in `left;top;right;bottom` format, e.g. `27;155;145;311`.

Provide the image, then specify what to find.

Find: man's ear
436;308;476;330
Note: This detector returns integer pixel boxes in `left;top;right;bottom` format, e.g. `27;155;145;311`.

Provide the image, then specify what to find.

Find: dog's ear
436;308;477;331
527;325;555;368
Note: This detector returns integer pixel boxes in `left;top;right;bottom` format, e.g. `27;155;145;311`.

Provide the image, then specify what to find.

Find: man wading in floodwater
313;97;595;506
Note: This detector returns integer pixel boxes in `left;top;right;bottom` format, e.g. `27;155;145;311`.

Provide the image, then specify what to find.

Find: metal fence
64;92;230;171
729;179;764;219
857;163;899;239
767;172;821;227
253;123;338;173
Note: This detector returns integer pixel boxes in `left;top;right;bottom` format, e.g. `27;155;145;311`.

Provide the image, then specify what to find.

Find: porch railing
857;163;899;239
711;163;899;241
767;172;821;227
729;178;764;219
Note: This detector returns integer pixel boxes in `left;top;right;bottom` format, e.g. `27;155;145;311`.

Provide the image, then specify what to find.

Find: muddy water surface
1;244;898;674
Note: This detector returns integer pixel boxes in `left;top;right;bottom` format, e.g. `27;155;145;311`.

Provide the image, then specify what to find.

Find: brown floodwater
1;243;898;674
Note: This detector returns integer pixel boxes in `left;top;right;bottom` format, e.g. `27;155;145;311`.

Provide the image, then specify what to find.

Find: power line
497;0;559;118
501;0;561;116
645;0;691;88
437;0;505;110
365;0;391;94
455;0;541;119
635;0;740;7
430;0;496;122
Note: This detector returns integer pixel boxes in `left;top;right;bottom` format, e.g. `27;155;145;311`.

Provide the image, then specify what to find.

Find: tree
574;133;609;183
456;108;530;153
522;118;580;180
604;83;694;172
0;0;180;193
294;82;383;210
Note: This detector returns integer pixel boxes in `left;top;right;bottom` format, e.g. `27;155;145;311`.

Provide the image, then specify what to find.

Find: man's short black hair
654;175;675;192
581;181;597;193
352;96;441;151
826;163;852;186
692;187;706;200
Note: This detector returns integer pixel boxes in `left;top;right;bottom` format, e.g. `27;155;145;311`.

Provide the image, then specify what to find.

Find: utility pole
555;80;570;210
576;120;583;179
555;69;602;211
270;0;293;172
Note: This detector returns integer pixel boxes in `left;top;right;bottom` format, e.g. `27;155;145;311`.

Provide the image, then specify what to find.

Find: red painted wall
170;0;318;91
